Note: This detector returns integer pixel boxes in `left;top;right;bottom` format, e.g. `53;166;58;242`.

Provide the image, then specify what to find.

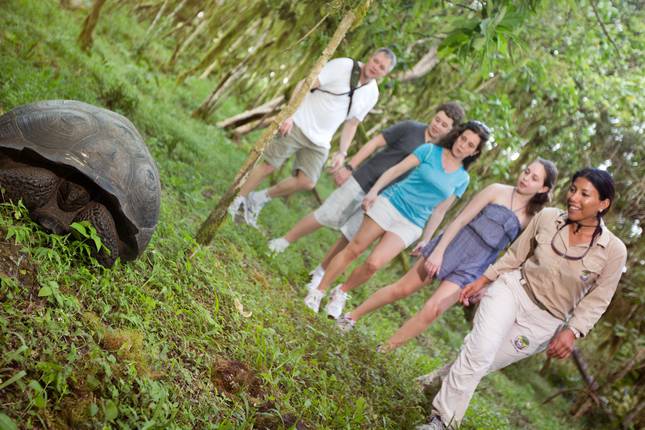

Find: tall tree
77;0;108;52
195;0;373;245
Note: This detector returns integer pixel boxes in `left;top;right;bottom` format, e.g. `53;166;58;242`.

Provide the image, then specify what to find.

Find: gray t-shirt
353;120;427;192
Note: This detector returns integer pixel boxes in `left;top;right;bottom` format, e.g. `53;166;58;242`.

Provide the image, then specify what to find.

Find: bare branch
590;0;621;57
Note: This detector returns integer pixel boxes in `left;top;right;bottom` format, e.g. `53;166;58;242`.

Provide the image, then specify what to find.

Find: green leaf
38;287;52;297
0;370;26;390
0;413;18;430
104;399;118;421
70;222;87;236
92;235;102;252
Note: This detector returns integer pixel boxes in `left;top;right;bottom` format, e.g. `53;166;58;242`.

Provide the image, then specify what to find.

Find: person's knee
343;244;360;261
363;258;384;275
296;172;315;190
419;301;442;324
390;284;412;300
262;162;276;175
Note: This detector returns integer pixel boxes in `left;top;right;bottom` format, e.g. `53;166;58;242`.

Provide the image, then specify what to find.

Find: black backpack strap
347;59;361;117
309;59;364;118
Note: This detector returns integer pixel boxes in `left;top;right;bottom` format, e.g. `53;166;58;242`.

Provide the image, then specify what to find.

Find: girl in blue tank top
338;159;558;350
304;121;491;319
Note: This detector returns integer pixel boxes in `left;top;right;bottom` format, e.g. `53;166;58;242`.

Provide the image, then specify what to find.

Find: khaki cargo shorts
263;125;329;184
314;176;365;230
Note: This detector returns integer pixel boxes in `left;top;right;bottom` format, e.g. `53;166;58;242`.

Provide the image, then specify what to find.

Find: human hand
362;192;378;211
547;328;576;359
278;117;294;136
410;240;428;257
329;152;346;173
423;250;444;279
459;276;490;306
333;166;352;186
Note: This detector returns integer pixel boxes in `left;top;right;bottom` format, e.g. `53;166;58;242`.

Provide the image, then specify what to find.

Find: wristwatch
568;326;582;338
339;150;348;157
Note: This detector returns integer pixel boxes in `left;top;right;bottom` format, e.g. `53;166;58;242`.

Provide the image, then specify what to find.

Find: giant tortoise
0;100;161;266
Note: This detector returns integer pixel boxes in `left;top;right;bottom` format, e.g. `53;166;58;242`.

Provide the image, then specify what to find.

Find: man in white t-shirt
229;48;397;227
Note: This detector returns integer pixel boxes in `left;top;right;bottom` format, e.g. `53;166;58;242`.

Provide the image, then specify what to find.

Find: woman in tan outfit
418;168;627;430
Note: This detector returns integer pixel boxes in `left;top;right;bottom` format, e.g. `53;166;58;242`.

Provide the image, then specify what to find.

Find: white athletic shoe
304;288;325;313
325;285;349;319
227;196;246;223
244;191;269;228
416;416;446;430
305;267;325;291
268;237;290;253
336;314;356;333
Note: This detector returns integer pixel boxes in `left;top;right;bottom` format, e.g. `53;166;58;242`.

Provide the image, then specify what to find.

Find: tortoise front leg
74;201;119;267
0;166;59;210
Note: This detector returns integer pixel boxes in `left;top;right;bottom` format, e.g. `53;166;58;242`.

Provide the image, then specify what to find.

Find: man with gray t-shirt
268;102;465;289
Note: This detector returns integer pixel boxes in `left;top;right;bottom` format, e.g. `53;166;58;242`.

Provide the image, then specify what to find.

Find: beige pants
432;270;563;426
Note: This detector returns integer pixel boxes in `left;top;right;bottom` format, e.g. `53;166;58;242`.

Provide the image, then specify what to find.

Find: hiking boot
325;285;349;319
304;288;325;313
227;196;246;223
336;313;356;333
268;237;290;253
244;191;269;228
416;415;446;430
305;267;325;291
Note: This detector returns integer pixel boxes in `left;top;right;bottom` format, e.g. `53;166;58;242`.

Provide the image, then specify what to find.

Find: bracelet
339;150;348;157
344;162;354;172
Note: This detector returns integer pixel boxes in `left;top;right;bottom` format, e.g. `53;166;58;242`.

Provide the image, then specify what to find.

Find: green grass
0;1;590;429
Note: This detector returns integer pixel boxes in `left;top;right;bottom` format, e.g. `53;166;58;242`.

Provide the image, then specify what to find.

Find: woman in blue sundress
337;158;558;350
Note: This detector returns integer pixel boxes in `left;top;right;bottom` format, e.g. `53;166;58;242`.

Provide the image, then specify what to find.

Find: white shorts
314;176;365;229
366;196;423;247
340;209;365;241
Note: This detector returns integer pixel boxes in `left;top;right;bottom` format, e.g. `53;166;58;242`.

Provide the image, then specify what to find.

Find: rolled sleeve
568;240;627;336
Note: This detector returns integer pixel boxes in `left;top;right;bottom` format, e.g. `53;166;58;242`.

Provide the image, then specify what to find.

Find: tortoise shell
0;100;161;260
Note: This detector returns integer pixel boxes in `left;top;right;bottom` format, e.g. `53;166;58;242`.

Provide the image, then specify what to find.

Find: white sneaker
244;191;269;228
336;313;356;333
227;196;246;223
304;288;325;313
416;416;446;430
305;267;325;291
325;285;349;319
268;237;290;253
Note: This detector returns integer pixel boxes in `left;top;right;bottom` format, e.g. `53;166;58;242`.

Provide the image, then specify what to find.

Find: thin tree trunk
195;1;372;245
395;43;440;82
176;4;262;85
78;0;108;52
192;63;249;119
216;96;285;129
166;14;208;69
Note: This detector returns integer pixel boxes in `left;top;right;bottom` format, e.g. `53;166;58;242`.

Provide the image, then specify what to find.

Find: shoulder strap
308;59;363;117
347;60;362;117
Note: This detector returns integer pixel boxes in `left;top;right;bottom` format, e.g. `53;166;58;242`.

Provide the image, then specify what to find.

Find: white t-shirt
293;58;379;148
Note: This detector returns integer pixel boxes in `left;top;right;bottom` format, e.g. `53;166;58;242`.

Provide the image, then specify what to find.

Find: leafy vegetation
0;0;642;429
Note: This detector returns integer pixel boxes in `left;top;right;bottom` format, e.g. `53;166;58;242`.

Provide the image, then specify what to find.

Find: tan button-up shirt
483;207;627;336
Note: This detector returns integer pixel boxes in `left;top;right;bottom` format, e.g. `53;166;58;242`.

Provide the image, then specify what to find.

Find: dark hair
571;168;615;216
436;120;490;170
526;158;558;216
435;101;465;126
